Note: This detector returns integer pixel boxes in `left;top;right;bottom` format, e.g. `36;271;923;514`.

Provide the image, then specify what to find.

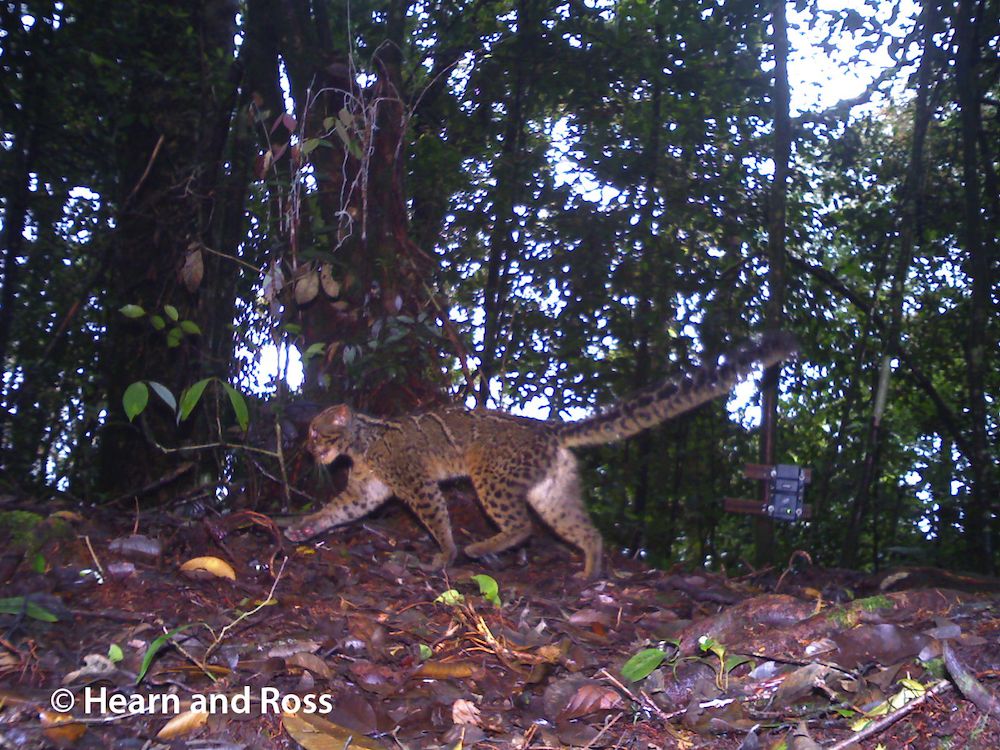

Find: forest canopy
1;0;997;573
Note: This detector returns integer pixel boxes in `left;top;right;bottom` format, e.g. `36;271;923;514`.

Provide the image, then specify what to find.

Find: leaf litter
1;495;1000;748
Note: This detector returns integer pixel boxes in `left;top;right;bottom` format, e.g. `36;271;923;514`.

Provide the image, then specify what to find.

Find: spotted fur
285;333;797;578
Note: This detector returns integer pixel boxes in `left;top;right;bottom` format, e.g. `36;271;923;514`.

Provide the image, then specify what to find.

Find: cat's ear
312;404;354;432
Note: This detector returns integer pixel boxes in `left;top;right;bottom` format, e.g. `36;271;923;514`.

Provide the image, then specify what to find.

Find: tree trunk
756;0;791;566
955;0;994;572
97;0;241;496
272;0;445;414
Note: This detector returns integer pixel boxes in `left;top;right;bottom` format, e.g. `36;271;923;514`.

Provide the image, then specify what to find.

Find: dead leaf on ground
179;556;236;581
156;708;208;740
283;711;388;749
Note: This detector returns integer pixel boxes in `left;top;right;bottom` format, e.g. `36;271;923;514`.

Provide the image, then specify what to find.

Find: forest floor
1;492;999;750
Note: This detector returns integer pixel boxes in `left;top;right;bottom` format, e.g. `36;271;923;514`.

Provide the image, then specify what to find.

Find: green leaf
471;574;501;607
222;382;249;431
303;342;326;360
120;304;145;319
178;378;212;422
108;644;124;663
137;624;193;684
123;381;149;422
434;589;464;606
302;138;322;156
150;315;166;331
284;323;302;336
31;552;46;573
621;648;666;682
322;116;337;131
166;327;183;348
419;644;432;660
724;654;751;673
148;381;177;413
0;597;59;622
164;304;179;322
179;320;202;335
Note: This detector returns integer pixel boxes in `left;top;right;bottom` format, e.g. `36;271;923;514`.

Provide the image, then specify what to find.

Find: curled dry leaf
559;682;623;720
156;708;208;740
319;263;341;297
451;698;481;727
179;556;236;581
180;245;204;293
63;653;117;684
293;264;320;305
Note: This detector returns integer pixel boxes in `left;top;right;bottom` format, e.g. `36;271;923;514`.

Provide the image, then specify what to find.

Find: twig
126;134;166;203
826;680;952;750
204;556;287;661
774;549;812;593
598;668;668;721
583;712;624;749
82;536;105;579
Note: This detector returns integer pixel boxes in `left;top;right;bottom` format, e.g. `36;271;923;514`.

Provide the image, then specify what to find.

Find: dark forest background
1;0;997;573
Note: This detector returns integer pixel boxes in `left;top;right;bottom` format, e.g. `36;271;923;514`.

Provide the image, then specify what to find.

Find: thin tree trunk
840;2;935;566
756;0;791;566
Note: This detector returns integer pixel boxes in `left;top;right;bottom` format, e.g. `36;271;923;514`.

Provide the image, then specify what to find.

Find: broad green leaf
0;597;58;622
148;382;177;413
178;378;212;422
419;644;432;660
123;381;149;422
303;342;326;360
724;655;751;673
621;648;666;682
179;320;201;335
284;323;302;335
150;315;166;331
137;624;193;684
166;327;183;348
164;304;179;322
302;138;322;156
471;574;501;607
120;304;145;318
108;644;124;663
222;382;249;431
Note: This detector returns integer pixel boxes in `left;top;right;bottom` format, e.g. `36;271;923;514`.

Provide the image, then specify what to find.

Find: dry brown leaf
156;708;208;740
412;660;478;680
283;711;388;749
179;245;204;292
559;682;622;720
288;651;332;680
179;556;236;581
319;263;340;297
451;698;481;726
293;265;320;305
63;654;117;684
39;709;86;745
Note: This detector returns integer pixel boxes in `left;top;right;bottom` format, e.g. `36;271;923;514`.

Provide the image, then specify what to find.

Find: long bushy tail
556;332;798;448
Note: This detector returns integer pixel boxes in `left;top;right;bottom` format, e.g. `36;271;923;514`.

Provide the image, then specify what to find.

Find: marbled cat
286;333;797;577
